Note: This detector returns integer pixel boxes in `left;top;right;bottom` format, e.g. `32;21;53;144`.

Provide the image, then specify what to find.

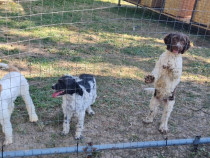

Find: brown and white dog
143;33;191;133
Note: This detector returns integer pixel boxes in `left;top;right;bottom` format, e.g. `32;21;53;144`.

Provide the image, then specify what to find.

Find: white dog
52;74;97;139
143;33;190;133
0;63;38;145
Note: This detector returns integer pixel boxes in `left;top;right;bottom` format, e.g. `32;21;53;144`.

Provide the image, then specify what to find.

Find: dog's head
164;33;190;54
52;76;83;98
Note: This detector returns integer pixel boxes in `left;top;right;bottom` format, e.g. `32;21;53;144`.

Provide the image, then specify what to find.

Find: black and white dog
52;74;97;139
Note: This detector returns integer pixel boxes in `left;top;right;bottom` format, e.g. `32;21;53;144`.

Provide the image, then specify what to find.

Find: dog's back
78;74;96;92
0;63;28;101
78;74;97;105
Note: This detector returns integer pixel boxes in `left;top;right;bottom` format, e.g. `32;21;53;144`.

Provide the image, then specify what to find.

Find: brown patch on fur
162;65;174;79
155;87;176;101
164;33;191;54
168;88;176;101
155;75;171;99
8;65;19;72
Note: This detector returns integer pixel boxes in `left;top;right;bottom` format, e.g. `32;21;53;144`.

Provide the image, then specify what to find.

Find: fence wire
0;0;209;157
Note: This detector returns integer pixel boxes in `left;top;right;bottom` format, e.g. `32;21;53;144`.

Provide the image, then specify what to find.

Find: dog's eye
173;38;178;42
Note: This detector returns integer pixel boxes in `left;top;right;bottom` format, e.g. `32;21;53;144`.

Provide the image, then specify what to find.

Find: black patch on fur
52;76;83;96
168;89;176;101
78;74;94;93
79;74;95;82
154;89;157;97
168;95;174;101
64;116;68;123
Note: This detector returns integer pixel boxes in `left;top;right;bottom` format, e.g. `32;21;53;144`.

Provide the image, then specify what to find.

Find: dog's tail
0;63;19;72
144;88;155;94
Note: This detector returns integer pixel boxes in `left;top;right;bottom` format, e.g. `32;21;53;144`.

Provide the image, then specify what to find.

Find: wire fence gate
0;0;209;157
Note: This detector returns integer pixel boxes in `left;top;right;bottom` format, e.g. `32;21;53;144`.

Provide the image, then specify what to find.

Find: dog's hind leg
1;113;13;145
143;96;160;123
21;87;38;122
8;102;14;116
75;112;85;140
159;100;175;133
86;106;95;115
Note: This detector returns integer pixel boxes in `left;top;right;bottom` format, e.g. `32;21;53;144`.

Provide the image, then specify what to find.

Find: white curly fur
143;50;182;133
0;63;38;145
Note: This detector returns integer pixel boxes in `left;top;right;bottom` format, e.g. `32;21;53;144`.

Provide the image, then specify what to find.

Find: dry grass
0;0;209;157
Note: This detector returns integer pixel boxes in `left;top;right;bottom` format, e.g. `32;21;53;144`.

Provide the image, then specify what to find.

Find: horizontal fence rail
1;137;210;157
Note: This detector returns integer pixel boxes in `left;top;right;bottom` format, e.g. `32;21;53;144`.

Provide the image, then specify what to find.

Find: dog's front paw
145;75;155;84
75;130;84;140
87;110;95;116
143;116;153;123
4;138;13;146
61;130;69;136
159;125;168;134
30;114;38;122
75;135;84;140
60;132;66;136
86;107;95;116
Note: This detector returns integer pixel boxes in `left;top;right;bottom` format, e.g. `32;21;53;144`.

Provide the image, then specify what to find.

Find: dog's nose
177;42;182;49
52;85;55;89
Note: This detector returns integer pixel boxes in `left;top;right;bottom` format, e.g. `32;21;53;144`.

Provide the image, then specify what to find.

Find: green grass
121;44;164;57
188;147;210;158
0;48;20;55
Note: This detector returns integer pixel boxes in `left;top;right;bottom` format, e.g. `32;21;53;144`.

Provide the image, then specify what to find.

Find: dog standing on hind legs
0;63;38;145
143;33;191;133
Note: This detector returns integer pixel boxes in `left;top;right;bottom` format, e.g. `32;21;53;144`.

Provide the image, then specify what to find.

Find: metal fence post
118;0;121;6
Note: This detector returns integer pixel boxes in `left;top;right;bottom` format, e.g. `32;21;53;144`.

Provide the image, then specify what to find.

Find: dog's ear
164;33;174;50
164;33;173;44
181;35;191;54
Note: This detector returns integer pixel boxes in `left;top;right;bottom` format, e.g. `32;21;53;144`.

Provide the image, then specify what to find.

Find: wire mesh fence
0;0;209;157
